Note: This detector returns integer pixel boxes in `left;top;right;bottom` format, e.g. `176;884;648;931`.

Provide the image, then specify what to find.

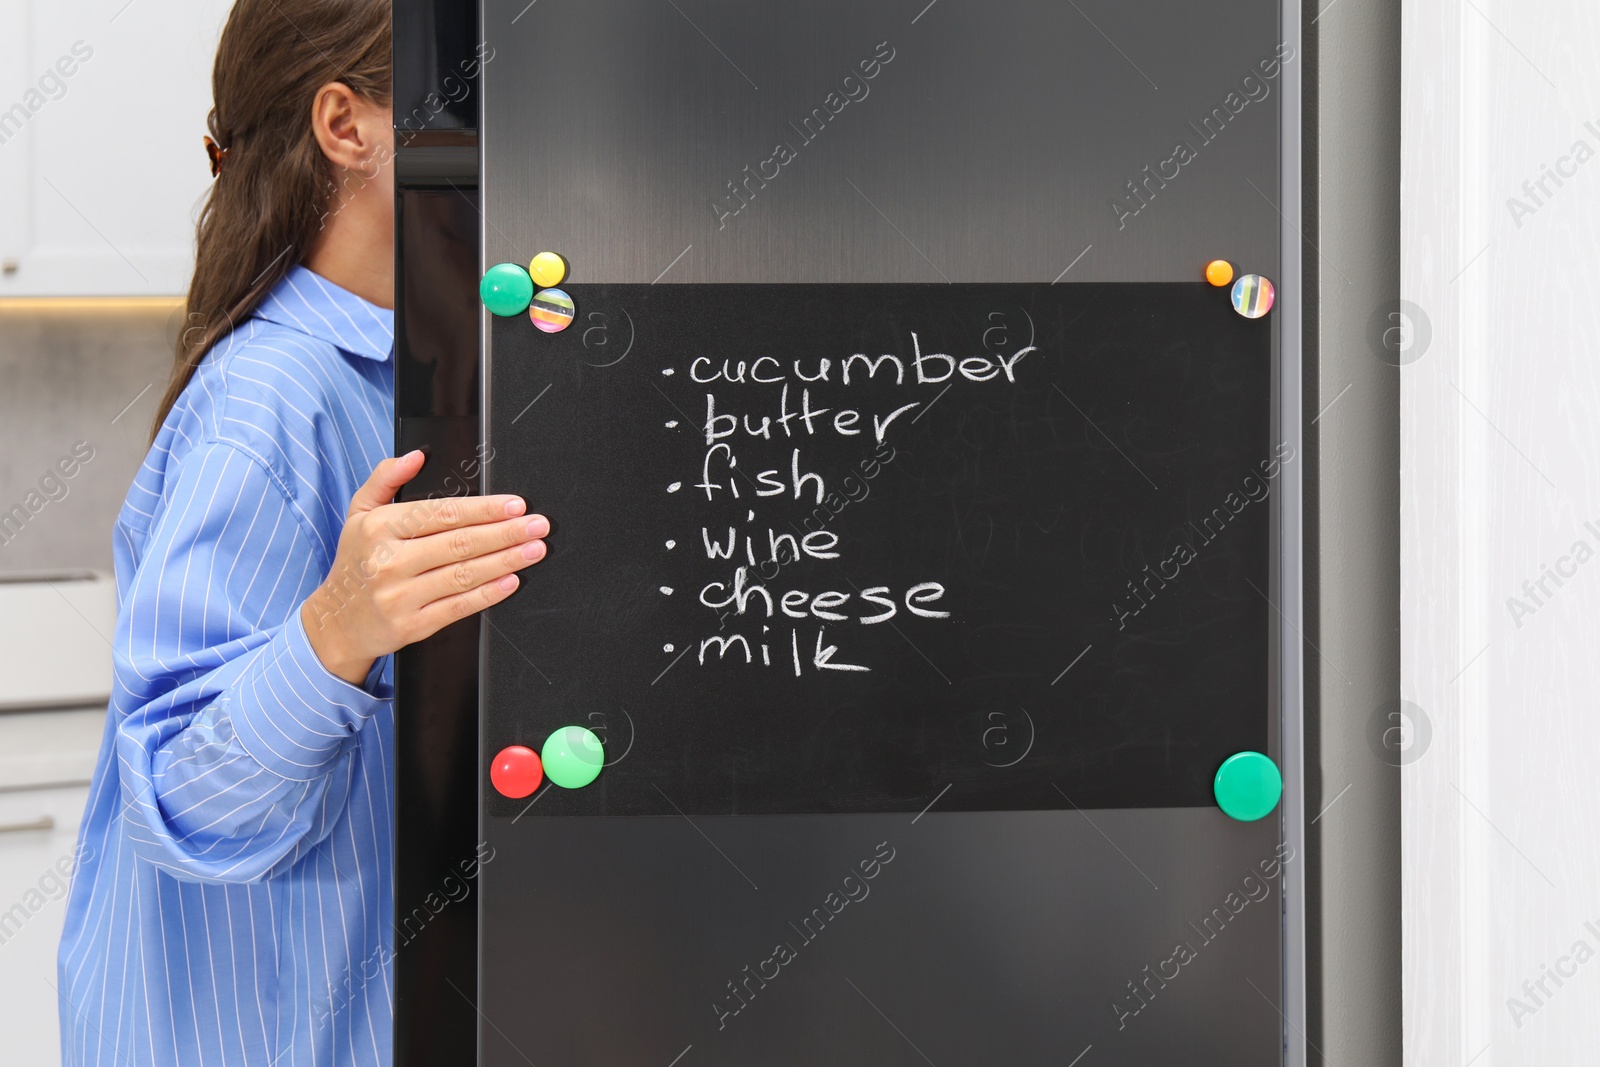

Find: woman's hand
300;450;547;685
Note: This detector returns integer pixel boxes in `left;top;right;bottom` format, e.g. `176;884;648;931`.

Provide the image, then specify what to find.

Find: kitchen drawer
0;707;105;792
0;706;104;1063
0;782;92;1067
0;573;114;712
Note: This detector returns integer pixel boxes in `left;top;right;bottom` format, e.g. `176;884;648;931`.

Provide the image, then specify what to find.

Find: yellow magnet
528;252;568;288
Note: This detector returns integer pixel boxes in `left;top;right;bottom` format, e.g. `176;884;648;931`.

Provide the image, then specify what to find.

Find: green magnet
480;262;534;316
1213;751;1282;822
541;725;605;789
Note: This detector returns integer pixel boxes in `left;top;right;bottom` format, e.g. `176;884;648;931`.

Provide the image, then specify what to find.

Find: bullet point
665;420;679;428
663;643;675;653
667;482;682;493
665;539;676;549
660;586;674;595
662;368;675;376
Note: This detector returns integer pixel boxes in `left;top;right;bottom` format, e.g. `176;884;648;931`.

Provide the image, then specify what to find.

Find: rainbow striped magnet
529;288;575;333
1231;274;1275;319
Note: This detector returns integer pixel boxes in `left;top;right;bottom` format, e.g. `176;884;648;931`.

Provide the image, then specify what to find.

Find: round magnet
541;725;604;789
528;251;568;288
1213;751;1282;821
1231;274;1275;319
490;745;544;799
1205;259;1234;287
529;288;575;333
480;263;534;317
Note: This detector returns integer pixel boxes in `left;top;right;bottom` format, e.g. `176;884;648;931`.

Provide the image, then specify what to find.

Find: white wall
1403;1;1600;1063
0;0;233;295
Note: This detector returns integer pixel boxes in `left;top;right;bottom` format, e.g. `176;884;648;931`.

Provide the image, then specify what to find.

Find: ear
310;82;391;176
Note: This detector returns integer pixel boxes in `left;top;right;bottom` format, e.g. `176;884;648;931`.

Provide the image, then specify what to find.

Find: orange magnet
1205;259;1234;287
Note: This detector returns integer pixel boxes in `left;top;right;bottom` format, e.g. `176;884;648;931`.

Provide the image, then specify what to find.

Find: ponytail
153;0;391;439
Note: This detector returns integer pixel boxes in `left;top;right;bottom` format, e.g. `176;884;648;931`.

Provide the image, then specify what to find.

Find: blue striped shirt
59;267;397;1066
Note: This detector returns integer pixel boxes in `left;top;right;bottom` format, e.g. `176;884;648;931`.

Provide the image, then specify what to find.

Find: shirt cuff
229;609;392;781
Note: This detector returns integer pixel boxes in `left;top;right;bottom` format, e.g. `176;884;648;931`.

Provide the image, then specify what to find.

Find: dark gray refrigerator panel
472;1;1303;1063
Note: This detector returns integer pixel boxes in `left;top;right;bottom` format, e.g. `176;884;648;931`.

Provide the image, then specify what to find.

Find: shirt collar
251;265;395;362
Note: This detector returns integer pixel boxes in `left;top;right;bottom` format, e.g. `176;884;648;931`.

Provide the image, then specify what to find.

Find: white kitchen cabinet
0;709;107;1066
0;575;113;1062
0;0;234;296
0;574;115;712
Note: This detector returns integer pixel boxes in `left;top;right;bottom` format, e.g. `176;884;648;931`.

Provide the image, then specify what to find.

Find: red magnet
490;745;544;798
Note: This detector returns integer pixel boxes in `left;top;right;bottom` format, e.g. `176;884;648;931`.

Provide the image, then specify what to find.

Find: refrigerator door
475;2;1299;1063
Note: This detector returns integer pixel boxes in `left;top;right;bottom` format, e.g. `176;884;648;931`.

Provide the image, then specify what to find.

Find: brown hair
152;0;392;438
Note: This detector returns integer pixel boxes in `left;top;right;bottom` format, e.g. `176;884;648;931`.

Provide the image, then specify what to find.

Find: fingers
396;514;550;576
377;493;528;540
409;536;547;607
349;451;427;515
414;572;523;638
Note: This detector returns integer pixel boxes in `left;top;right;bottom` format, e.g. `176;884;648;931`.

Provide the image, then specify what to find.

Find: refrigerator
391;1;1305;1062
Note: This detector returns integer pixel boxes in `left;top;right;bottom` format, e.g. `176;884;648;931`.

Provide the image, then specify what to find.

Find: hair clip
204;136;229;178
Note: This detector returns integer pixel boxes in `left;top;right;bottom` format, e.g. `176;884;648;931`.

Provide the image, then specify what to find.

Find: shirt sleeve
112;440;390;884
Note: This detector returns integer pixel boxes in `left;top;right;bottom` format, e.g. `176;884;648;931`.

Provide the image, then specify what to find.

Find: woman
56;2;541;1062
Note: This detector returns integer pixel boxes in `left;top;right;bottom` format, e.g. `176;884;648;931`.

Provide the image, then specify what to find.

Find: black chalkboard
485;283;1276;816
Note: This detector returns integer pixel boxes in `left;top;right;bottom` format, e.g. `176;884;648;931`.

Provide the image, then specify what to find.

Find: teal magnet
1213;751;1282;821
542;725;605;789
480;263;535;316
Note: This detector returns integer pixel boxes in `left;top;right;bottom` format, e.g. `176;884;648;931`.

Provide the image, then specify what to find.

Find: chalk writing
660;325;1037;674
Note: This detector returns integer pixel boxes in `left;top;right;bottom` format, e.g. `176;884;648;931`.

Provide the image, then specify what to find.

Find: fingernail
498;574;519;591
525;515;549;538
503;497;526;517
521;539;546;561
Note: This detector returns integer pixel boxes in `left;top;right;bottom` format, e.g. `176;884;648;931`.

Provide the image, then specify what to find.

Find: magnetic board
486;281;1277;818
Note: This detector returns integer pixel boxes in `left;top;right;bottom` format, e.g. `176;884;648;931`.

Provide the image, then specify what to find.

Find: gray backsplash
0;304;179;576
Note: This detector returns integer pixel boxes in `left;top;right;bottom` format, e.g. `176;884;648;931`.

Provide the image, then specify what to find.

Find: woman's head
153;0;392;438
